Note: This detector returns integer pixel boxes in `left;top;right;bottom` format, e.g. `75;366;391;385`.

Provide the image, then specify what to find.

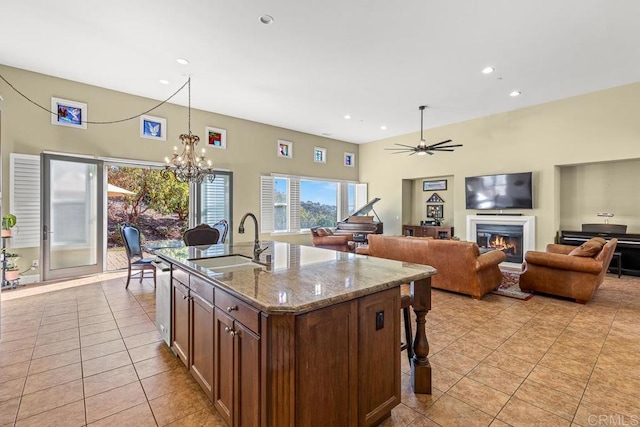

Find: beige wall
409;175;454;231
0;65;359;272
560;159;640;233
359;81;640;250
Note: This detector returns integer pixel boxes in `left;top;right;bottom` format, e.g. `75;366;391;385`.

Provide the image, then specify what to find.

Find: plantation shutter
10;153;41;248
200;174;230;225
338;182;350;220
289;177;300;231
355;183;367;208
260;176;274;233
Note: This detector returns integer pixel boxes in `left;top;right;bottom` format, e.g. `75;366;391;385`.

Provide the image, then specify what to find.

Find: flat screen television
465;172;533;210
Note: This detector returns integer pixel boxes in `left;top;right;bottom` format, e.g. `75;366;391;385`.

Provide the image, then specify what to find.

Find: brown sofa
310;227;354;252
519;238;618;303
356;235;506;299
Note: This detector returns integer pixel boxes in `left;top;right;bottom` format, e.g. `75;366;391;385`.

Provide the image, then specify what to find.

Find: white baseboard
18;274;40;284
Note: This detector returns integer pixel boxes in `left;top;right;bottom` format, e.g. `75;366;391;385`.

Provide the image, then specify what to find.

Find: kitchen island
154;241;436;427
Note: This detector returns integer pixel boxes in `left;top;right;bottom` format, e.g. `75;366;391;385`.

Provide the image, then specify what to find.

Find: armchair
519;238;618;303
310;227;355;252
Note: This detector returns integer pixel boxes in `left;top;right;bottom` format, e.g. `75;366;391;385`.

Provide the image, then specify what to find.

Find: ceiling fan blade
394;143;420;149
385;148;415;152
389;150;414;154
427;140;451;148
429;148;456;152
426;140;453;149
427;151;434;155
408;152;417;156
434;144;463;149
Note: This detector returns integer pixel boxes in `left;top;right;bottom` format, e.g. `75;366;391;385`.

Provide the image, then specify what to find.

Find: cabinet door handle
226;305;238;312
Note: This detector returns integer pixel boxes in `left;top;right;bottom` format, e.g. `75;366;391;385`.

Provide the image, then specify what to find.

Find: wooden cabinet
191;291;214;399
403;224;453;239
168;264;408;427
214;289;261;427
172;279;190;366
171;272;214;399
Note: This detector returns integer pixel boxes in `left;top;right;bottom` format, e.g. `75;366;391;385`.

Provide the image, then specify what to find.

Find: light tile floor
1;273;639;426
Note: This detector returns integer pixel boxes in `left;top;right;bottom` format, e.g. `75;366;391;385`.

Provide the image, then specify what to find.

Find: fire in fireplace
476;224;524;263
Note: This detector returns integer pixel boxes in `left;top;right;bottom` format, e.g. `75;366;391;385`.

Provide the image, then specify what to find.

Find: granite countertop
154;241;436;314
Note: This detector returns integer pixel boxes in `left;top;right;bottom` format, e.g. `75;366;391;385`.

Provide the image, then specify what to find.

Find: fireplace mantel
466;215;536;268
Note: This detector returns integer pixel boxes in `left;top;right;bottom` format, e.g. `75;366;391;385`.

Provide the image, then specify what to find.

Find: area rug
492;269;534;300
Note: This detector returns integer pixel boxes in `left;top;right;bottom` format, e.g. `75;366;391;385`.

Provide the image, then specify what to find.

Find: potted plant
2;214;17;238
4;251;20;281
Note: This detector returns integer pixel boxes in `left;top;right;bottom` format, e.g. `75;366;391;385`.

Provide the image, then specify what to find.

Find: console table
403;225;453;239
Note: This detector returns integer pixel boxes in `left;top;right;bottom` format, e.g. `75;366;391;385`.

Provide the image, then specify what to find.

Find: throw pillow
590;237;606;246
325;228;334;235
569;239;604;257
316;228;329;237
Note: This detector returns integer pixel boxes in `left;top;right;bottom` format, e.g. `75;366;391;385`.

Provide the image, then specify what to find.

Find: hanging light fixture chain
0;72;189;125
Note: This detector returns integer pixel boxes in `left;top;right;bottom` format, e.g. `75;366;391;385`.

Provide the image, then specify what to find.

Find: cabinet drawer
215;289;260;334
173;268;189;286
190;275;214;305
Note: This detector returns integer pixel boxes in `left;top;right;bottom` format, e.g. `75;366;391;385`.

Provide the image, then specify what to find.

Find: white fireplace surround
466;215;536;268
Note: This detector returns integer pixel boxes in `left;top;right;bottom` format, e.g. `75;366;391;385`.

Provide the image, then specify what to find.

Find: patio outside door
42;154;104;281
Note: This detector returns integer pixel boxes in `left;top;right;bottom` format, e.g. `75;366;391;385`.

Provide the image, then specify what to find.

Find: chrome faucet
238;212;268;260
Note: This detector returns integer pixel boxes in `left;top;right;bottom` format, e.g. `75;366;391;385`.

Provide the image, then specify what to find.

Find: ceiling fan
386;105;462;156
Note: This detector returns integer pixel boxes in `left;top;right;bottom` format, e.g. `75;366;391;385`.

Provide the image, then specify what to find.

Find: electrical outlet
32;259;39;268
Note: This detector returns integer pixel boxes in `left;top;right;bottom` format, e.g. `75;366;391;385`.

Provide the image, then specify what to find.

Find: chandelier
162;77;216;184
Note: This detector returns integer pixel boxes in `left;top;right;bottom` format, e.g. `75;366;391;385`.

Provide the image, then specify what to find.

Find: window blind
10;153;41;248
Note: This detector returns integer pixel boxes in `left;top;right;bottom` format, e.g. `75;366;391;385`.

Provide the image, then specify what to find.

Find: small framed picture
205;126;227;149
314;147;327;163
344;152;355;167
51;97;87;129
423;179;447;191
140;115;167;141
277;139;293;159
426;204;443;219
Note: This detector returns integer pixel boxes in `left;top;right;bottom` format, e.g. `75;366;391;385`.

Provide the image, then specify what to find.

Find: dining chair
212;219;229;243
119;222;156;289
183;224;220;246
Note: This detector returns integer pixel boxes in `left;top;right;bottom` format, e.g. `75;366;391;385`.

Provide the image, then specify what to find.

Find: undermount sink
189;255;263;273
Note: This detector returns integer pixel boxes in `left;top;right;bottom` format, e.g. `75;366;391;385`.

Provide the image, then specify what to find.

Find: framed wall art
314;147;327;163
423;179;447;191
51;97;87;129
206;126;227;149
344;152;355;167
426;204;443;219
140;115;167;141
277;139;293;158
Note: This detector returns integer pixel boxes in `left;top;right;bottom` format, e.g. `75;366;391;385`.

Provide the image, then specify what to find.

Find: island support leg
410;277;432;394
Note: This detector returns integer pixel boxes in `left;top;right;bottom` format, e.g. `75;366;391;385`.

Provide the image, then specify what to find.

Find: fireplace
466;215;536;268
476;224;524;263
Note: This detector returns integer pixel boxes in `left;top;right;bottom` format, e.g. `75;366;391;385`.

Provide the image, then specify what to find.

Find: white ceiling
2;0;640;144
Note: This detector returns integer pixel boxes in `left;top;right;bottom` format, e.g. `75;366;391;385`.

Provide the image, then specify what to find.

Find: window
261;175;366;233
300;179;338;228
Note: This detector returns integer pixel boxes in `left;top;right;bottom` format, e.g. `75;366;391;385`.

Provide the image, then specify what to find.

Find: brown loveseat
519;237;617;303
310;227;355;252
356;235;506;299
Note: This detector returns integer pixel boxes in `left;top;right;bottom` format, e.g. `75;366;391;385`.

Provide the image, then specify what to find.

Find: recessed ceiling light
176;58;190;65
482;66;494;74
380;126;387;130
159;79;170;85
259;15;274;24
510;91;522;97
344;115;351;120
